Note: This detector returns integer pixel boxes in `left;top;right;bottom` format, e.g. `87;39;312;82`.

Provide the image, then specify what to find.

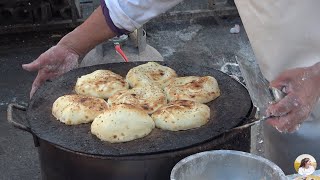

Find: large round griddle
27;61;252;157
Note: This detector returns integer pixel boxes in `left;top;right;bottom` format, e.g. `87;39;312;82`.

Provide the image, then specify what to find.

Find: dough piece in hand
91;104;155;143
164;76;220;103
151;100;210;131
75;70;129;99
52;94;108;125
108;85;167;114
126;62;177;88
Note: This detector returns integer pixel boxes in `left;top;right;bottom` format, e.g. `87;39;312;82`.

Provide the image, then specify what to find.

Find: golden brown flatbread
75;70;129;99
126;62;177;88
151;100;210;131
108;85;167;114
91;104;155;143
52;94;108;125
164;76;220;103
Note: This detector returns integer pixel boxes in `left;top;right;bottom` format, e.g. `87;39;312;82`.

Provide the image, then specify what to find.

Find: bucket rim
170;150;287;180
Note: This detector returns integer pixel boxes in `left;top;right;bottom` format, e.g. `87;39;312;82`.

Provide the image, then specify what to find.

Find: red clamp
115;43;129;62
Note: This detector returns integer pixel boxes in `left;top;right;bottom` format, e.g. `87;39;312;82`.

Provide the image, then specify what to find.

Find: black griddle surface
28;61;251;156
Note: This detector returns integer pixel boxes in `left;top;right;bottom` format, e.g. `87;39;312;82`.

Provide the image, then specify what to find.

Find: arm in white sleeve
100;0;183;35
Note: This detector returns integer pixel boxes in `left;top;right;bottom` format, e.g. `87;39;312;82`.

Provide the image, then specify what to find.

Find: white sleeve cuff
104;0;183;32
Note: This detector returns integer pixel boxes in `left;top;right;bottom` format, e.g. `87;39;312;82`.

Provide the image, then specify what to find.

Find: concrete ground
0;32;67;180
0;17;263;179
0;47;43;180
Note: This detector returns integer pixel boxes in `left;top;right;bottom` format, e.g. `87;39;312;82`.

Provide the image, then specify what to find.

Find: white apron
235;0;320;174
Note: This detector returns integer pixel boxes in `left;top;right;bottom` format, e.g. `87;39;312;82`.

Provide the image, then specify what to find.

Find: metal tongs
224;55;288;132
230;87;287;131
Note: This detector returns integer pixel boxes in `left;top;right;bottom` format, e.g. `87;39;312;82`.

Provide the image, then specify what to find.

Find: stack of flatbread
52;62;220;143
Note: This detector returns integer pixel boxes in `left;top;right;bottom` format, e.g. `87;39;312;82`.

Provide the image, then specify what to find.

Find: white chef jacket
101;0;320;174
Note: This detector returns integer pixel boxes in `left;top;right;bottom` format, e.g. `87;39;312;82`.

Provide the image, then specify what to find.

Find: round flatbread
151;100;210;131
91;104;155;143
52;94;108;125
108;85;167;114
164;76;220;103
126;62;177;88
75;70;129;99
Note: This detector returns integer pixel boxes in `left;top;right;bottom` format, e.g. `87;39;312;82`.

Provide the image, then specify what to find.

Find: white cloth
104;0;182;31
234;0;320;81
298;166;315;176
234;0;320;174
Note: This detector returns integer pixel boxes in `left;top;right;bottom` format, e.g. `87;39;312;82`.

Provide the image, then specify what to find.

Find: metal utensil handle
270;87;286;103
230;116;268;131
7;103;32;133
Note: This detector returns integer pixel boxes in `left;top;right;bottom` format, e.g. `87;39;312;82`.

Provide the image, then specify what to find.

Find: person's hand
22;44;79;98
266;63;320;133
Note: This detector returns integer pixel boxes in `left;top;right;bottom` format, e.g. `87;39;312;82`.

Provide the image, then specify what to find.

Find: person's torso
235;0;320;81
235;0;320;117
